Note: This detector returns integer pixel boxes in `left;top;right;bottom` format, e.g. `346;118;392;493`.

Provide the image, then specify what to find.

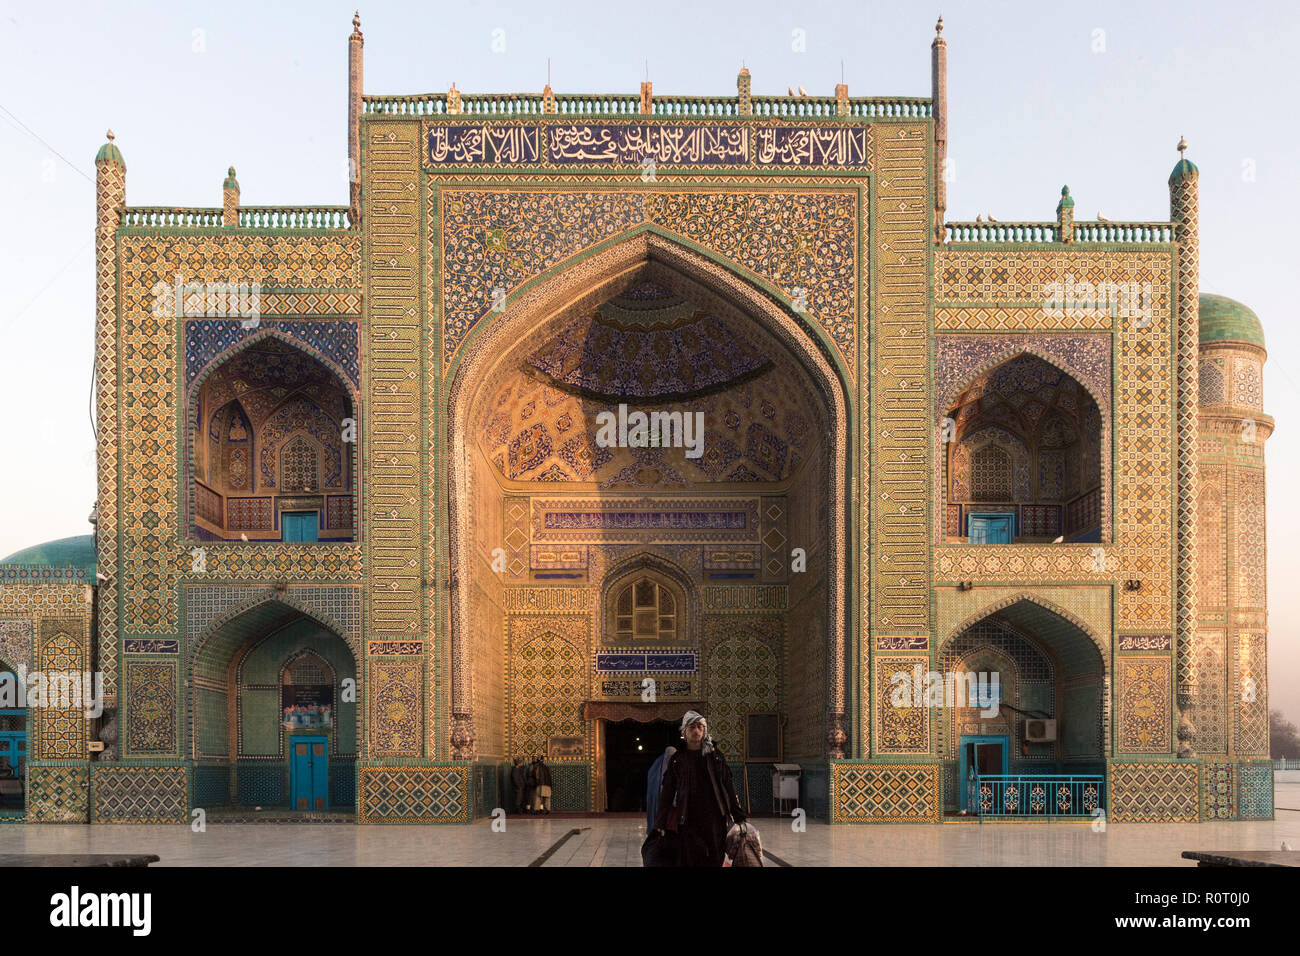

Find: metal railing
973;774;1105;820
1275;758;1300;770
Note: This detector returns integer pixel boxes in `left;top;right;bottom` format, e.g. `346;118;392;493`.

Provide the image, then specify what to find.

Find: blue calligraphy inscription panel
427;125;542;165
549;125;749;165
425;123;871;168
544;511;748;531
596;652;698;673
755;127;869;166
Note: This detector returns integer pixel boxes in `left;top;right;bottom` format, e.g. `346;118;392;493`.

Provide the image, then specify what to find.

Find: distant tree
1271;710;1300;759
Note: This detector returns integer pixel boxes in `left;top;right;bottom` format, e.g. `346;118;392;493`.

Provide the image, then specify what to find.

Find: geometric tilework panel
91;767;188;823
237;761;285;807
126;660;178;756
330;758;357;808
1236;632;1269;756
1236;762;1274;820
704;618;780;758
35;620;87;760
185;585;361;668
548;763;589;813
26;765;90;823
831;763;941;822
508;625;586;759
1108;762;1198;822
357;767;470;823
191;763;230;808
1202;762;1235;820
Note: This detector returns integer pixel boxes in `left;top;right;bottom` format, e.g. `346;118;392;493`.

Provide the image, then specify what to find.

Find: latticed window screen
615;578;676;642
281;436;319;491
288;654;327;685
971;444;1012;501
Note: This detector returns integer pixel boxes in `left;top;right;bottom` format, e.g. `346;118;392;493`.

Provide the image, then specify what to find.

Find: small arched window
614;577;677;643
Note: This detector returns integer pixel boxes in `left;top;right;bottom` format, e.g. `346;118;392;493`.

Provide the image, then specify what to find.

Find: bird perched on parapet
975;214;983;222
1052;536;1064;543
987;214;998;222
798;85;808;96
787;87;795;96
1097;212;1111;222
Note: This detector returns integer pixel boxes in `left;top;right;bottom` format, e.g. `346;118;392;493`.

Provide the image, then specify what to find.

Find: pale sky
0;0;1296;726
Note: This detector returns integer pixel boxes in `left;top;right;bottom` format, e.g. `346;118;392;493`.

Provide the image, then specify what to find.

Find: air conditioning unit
1024;719;1057;742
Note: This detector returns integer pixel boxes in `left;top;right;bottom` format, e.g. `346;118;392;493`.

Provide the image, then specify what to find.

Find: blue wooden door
968;512;1015;544
282;512;319;542
0;726;27;808
290;736;328;810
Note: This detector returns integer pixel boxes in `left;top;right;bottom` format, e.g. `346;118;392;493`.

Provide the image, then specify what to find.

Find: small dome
1200;294;1265;349
95;131;125;169
1168;157;1198;184
0;535;96;573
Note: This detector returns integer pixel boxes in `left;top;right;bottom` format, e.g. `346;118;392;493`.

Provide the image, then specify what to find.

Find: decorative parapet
944;221;1174;244
121;206;350;230
362;92;932;119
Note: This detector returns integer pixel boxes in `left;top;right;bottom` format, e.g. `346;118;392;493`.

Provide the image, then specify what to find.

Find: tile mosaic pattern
440;189;859;374
1117;657;1171;753
832;763;941;822
26;765;90;823
34;619;87;759
1235;761;1273;819
1109;761;1198;822
92;767;188;823
357;766;470;823
1201;761;1234;820
869;123;929;638
126;659;178;755
874;655;929;753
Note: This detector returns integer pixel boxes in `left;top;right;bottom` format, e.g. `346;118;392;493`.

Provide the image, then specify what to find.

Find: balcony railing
973;774;1105;820
121;206;350;230
363;92;932;119
945;221;1174;245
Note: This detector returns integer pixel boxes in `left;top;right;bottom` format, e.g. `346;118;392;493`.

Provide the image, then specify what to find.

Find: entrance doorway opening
603;719;678;812
959;733;1009;811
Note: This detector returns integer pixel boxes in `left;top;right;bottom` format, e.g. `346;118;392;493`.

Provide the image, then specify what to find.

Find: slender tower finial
348;11;364;227
1177;135;1188;157
932;15;949;243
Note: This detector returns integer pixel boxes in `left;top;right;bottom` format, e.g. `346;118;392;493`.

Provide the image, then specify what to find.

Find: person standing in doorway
534;755;553;814
652;711;746;866
510;757;527;814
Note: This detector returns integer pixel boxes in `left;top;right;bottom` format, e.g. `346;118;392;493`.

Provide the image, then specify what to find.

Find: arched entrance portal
448;234;849;813
190;599;359;812
937;597;1108;816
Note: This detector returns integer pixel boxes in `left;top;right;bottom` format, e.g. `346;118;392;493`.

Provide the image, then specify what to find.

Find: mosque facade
0;17;1274;824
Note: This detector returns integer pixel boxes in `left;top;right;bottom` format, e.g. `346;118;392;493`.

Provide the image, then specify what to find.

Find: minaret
1196;293;1272;766
94;130;126;717
931;16;948;243
348;12;364;227
1169;137;1201;758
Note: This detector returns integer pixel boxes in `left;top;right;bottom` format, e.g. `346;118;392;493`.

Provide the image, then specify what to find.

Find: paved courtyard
2;793;1297;866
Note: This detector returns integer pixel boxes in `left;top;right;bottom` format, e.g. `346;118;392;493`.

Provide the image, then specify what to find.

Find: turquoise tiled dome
0;535;96;572
1199;293;1265;349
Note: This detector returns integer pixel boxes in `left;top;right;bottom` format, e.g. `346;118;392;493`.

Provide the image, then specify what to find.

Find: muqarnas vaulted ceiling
476;282;825;488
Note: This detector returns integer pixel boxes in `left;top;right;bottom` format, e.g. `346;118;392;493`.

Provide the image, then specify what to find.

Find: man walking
534;754;553;814
651;711;746;866
645;745;676;832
